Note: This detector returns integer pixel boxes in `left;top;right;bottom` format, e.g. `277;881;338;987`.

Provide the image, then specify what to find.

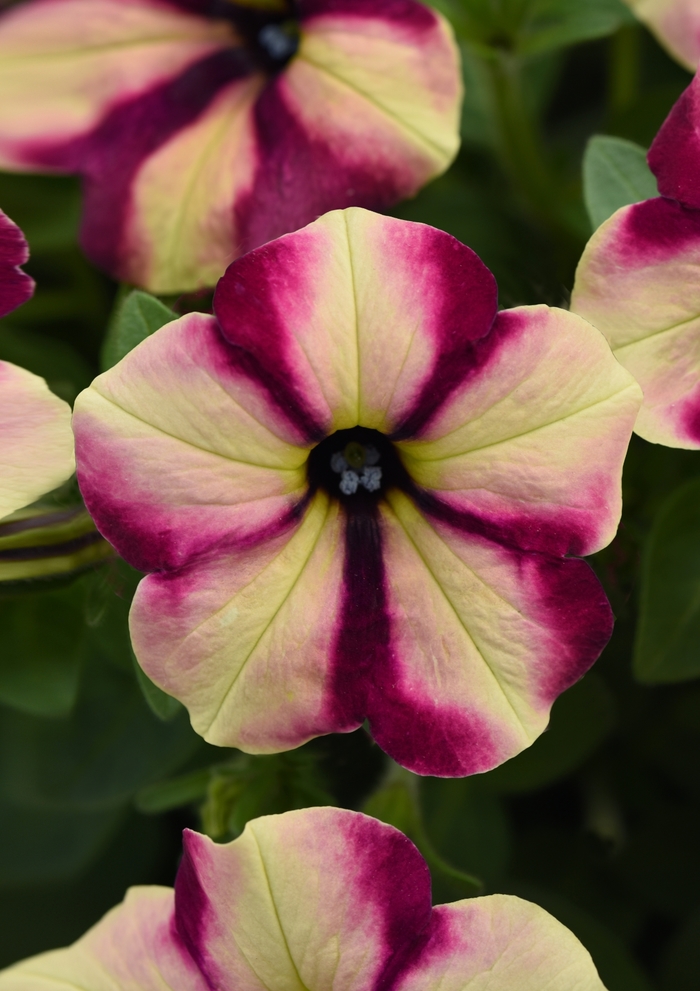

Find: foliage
635;479;700;683
583;135;658;228
0;3;698;988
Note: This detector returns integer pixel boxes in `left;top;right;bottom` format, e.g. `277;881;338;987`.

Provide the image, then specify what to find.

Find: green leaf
134;767;211;814
635;478;700;683
0;798;122;887
480;674;616;793
420;776;510;892
0;324;92;404
515;0;636;56
583;135;658;230
459;45;564;147
0;579;88;718
431;0;634;56
0;570;201;811
0;810;175;966
100;290;176;371
133;657;183;722
200;750;334;840
0;658;201;811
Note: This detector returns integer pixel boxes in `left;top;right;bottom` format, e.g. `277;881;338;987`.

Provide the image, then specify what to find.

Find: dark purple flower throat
307;427;412;506
209;0;300;72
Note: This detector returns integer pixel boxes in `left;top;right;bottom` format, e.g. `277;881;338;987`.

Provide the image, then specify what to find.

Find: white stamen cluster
331;445;382;495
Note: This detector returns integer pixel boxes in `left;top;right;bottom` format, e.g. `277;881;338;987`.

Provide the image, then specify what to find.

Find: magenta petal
572;196;700;448
0;809;605;989
324;498;613;778
0;210;34;318
174;811;432;991
649;72;700;209
298;0;437;28
65;51;254;284
0;0;460;292
75;211;637;775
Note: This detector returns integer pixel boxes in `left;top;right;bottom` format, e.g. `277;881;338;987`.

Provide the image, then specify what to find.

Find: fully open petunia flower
0;0;461;294
0;807;607;990
73;208;642;777
572;70;700;449
0;209;75;520
622;0;700;69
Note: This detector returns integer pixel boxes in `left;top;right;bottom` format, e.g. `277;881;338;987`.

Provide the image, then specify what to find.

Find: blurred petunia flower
623;0;700;69
572;70;700;449
0;0;461;294
0;209;75;521
73;209;642;777
0;807;607;991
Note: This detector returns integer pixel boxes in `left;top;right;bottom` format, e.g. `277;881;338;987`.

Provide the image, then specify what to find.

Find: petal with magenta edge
0;209;34;318
0;0;235;170
0;809;605;991
175;809;431;991
357;492;613;777
0;361;75;521
571;196;700;448
213;208;498;438
398;305;642;557
73;311;310;573
129;492;348;751
623;0;700;70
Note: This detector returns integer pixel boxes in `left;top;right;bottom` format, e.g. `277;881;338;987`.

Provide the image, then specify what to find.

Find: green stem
480;46;584;279
608;24;642;118
485;49;556;221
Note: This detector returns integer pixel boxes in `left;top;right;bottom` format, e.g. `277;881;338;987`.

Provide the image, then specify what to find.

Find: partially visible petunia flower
0;209;75;520
623;0;700;69
0;807;607;991
73;209;642;777
0;0;462;294
572;70;700;449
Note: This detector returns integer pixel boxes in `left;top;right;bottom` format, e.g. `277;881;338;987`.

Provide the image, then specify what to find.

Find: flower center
307;428;409;503
213;0;300;71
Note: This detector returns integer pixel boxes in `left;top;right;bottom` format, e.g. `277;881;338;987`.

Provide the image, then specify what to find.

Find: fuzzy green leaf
101;290;176;371
583;135;658;230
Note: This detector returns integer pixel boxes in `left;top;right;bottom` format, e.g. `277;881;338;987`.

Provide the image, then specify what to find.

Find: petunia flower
73;208;642;777
622;0;700;69
0;807;607;991
572;70;700;449
0;209;75;520
0;0;462;294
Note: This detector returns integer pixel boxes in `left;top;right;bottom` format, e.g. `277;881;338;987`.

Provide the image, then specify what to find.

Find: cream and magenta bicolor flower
0;807;607;991
572;70;700;449
0;0;461;294
623;0;700;69
73;209;642;777
0;209;75;520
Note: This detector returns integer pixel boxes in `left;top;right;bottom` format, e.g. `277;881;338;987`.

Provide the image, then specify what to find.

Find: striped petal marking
0;809;606;991
623;0;700;69
0;0;462;293
73;209;642;776
0;210;75;519
571;71;700;449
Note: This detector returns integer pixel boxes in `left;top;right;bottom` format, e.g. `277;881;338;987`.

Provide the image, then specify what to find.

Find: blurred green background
1;2;700;989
